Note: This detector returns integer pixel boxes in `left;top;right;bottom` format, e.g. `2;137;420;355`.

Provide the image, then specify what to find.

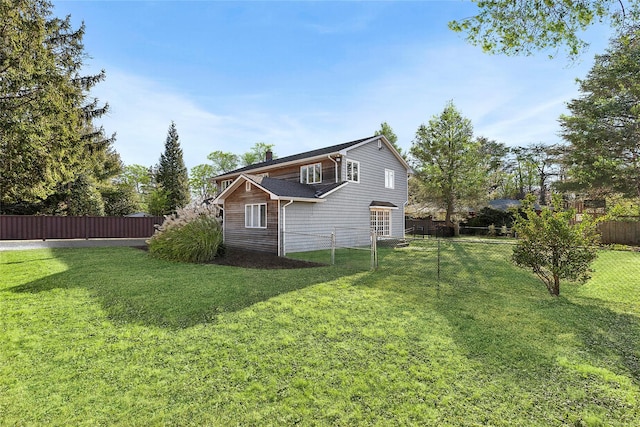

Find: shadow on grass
356;241;640;389
9;247;351;329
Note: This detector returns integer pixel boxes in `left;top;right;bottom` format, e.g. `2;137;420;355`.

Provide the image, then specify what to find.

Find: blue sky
52;1;611;171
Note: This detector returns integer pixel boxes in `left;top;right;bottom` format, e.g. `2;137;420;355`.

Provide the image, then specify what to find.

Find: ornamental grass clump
148;204;224;263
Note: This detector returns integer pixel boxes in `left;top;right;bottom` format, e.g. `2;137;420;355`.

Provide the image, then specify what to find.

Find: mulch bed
136;246;325;269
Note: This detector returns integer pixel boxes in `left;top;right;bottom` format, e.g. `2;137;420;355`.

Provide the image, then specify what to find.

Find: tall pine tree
0;0;118;214
156;122;190;213
560;26;640;198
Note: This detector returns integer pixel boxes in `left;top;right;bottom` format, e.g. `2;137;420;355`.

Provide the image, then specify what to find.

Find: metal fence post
437;238;441;285
331;232;336;265
370;230;378;270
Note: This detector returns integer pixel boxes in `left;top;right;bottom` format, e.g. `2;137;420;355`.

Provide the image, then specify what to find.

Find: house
212;135;410;255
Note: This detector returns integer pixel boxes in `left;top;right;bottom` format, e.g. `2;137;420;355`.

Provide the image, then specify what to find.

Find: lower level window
370;209;391;236
245;203;267;228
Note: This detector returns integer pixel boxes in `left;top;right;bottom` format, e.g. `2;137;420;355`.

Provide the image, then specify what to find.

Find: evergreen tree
156;122;190;213
0;0;116;212
67;175;105;216
374;122;405;158
560;27;640;198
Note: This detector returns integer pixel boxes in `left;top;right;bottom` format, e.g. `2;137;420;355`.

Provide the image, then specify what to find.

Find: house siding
282;141;408;253
217;158;340;187
224;184;279;253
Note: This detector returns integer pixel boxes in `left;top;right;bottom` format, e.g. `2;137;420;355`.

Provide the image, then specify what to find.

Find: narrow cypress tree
156;122;190;213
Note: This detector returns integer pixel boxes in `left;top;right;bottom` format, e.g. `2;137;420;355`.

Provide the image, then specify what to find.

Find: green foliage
148;205;223;263
100;184;138;216
449;0;632;58
189;164;217;200
374;121;405;158
602;196;640;221
467;207;515;228
156;122;190;212
119;164;152;194
240;142;276;166
66;175;105;216
560;27;640;198
0;0;116;211
410;101;489;226
512;195;599;296
146;188;170;216
207;150;239;174
116;164;153;212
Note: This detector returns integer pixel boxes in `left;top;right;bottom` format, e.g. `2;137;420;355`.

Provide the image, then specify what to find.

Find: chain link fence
368;235;640;293
285;225;640;286
283;227;379;271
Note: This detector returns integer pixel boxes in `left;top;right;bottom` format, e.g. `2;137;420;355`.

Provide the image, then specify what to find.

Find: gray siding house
212;135;410;255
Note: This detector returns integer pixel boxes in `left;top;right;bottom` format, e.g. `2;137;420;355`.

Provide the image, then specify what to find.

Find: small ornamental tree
512;195;599;296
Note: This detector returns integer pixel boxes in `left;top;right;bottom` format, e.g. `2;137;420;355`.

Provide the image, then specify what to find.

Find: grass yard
1;241;639;426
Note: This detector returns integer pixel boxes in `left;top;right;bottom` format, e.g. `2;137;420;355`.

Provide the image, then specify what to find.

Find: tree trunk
445;201;454;228
548;274;560;296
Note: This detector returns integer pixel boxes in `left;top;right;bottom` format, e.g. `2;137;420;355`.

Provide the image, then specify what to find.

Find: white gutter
327;155;339;183
281;200;294;256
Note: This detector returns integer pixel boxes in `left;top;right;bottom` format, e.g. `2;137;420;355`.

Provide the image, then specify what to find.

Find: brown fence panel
598;221;640;245
0;216;164;240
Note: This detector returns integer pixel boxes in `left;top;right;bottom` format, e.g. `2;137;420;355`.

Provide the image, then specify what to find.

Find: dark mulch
210;248;326;269
135;246;325;269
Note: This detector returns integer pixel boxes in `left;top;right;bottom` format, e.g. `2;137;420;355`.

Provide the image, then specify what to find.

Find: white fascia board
214;174;276;202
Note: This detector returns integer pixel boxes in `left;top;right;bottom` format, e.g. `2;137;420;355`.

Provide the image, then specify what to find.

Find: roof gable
213;174;338;203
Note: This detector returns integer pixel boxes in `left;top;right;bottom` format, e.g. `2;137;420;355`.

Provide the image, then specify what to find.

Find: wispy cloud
94;69;328;170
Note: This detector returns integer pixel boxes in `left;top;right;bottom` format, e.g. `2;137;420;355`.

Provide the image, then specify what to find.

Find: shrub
467;207;515;228
148;204;223;263
511;195;599;296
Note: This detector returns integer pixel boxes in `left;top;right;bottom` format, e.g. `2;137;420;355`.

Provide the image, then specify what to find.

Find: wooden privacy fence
0;215;164;240
598;221;640;246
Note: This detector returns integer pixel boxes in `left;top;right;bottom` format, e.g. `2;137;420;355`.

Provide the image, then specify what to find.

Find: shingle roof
216;136;376;178
254;176;318;199
370;201;398;208
248;176;347;199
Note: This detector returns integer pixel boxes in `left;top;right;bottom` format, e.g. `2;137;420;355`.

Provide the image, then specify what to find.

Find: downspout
282;200;294;256
328;155;339;183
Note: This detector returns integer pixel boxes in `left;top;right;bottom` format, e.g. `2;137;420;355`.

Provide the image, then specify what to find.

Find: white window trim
370;208;391;236
220;179;233;191
245;203;267;229
346;159;360;183
300;163;322;184
245;181;252;192
385;169;395;189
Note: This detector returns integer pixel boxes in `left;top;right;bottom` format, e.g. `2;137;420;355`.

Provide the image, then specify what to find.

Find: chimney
266;150;273;162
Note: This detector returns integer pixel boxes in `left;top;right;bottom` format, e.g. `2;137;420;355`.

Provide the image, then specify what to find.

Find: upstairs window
245;203;267;228
220;179;233;191
301;163;322;184
385;169;395;189
346;159;360;183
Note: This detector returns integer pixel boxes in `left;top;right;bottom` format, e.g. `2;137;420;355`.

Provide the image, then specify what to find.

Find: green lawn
1;242;639;426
